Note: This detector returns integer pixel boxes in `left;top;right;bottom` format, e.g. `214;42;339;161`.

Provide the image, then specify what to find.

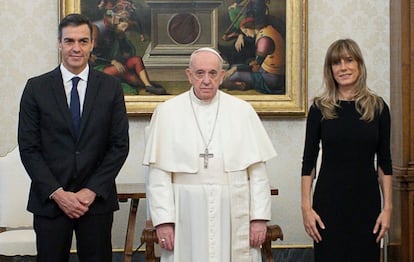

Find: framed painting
59;0;307;117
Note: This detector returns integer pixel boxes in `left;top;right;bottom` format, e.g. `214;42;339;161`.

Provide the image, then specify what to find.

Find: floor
1;248;314;262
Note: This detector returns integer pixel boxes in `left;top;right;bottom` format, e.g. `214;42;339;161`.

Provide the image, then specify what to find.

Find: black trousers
34;212;113;262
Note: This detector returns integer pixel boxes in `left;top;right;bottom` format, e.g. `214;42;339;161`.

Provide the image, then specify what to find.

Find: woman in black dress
301;39;392;262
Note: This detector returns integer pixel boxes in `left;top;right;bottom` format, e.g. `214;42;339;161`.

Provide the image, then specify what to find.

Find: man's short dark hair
58;13;93;40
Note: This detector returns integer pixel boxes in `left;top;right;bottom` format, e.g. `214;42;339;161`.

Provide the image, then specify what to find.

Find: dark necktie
70;76;81;137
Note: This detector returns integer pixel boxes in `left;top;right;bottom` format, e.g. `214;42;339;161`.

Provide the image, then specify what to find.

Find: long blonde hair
314;39;383;122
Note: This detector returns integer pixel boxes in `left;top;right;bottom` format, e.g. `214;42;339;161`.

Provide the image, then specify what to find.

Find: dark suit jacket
18;66;129;218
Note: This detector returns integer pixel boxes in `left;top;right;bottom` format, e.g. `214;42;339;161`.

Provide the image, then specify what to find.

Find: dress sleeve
376;100;392;175
301;104;322;176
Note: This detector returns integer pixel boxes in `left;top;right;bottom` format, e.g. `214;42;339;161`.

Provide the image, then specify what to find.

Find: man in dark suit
18;13;129;262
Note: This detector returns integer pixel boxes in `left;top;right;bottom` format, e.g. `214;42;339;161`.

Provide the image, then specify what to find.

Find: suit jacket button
75;151;80;155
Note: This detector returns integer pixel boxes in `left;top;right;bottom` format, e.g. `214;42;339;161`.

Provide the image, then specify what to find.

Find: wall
0;0;390;248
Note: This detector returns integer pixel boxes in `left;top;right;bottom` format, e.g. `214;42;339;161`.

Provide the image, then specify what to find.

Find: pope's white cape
142;90;277;171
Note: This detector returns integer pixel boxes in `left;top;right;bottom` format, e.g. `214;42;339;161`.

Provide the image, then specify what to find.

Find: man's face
185;51;225;101
241;26;255;38
104;9;131;33
58;24;93;75
110;12;131;32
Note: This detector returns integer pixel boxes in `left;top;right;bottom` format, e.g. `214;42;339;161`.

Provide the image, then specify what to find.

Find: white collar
189;87;220;106
60;64;89;83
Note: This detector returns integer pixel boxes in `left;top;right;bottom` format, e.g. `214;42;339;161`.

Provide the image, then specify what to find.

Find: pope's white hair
189;47;224;69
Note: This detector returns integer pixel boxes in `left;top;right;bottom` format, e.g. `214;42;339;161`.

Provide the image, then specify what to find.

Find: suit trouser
34;212;113;262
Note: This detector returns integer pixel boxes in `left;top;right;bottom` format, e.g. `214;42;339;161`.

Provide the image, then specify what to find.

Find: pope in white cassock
143;47;277;262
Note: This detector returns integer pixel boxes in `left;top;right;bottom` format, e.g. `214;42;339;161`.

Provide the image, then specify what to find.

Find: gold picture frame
59;0;307;117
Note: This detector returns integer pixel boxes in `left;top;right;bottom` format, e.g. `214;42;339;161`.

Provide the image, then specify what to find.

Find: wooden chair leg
140;220;159;262
261;224;284;262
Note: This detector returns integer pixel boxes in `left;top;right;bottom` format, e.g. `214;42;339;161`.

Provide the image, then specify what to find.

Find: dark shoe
145;85;168;95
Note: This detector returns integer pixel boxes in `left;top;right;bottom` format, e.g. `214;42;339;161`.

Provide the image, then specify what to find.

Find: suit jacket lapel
50;67;77;139
78;69;100;138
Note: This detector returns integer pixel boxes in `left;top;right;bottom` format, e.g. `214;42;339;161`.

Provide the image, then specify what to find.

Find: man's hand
235;34;245;52
51;188;89;219
250;220;267;247
228;2;237;10
156;223;175;251
76;188;96;208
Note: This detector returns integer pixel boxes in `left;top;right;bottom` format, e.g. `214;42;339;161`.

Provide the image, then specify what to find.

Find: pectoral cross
199;148;214;168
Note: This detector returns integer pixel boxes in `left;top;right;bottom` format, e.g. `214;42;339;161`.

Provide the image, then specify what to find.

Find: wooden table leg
124;198;139;262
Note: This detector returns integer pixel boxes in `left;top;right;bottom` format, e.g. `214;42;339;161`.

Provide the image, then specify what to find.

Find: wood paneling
389;0;414;261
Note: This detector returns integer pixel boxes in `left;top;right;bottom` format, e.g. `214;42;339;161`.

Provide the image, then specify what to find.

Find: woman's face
331;54;360;89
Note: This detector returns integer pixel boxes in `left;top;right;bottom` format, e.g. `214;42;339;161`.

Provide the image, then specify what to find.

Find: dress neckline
339;100;355;104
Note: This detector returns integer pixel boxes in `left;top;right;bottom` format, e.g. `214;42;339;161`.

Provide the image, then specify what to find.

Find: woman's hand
302;207;325;243
373;208;392;243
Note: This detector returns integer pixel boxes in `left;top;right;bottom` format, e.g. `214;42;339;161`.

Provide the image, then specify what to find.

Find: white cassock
143;88;277;262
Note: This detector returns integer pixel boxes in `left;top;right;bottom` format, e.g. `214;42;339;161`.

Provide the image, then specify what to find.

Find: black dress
302;100;392;262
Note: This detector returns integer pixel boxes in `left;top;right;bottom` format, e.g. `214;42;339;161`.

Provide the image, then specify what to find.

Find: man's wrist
49;187;63;200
